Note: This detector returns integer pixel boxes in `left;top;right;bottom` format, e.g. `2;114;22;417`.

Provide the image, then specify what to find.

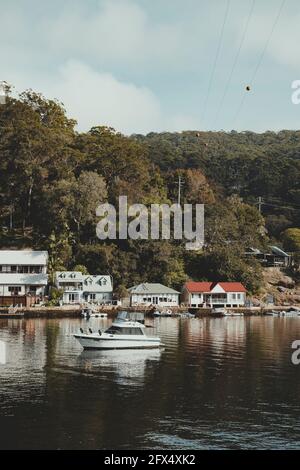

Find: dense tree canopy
1;89;299;293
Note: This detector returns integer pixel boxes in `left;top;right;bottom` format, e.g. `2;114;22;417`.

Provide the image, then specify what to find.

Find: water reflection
77;349;162;384
0;316;300;449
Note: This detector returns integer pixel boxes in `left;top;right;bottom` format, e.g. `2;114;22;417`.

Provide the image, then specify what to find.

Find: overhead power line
212;0;256;129
253;197;300;213
232;0;287;129
201;0;231;129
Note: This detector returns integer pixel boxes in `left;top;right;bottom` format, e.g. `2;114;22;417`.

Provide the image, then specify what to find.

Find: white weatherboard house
0;250;48;307
55;272;113;304
129;283;180;307
182;282;246;308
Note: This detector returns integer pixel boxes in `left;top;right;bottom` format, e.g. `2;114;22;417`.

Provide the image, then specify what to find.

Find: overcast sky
1;0;299;134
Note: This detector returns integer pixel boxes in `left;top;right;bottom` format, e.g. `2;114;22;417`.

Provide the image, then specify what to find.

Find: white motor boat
153;309;172;317
89;312;108;318
74;318;161;350
211;307;228;316
81;306;107;319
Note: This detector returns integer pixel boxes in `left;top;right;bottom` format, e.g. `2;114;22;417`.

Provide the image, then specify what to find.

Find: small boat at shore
211;307;243;317
211;307;228;317
153;309;172;317
265;309;300;317
74;318;161;350
81;306;107;319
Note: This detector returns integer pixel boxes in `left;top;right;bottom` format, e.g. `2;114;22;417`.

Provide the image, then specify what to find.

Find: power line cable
212;0;256;129
201;0;231;129
231;0;287;129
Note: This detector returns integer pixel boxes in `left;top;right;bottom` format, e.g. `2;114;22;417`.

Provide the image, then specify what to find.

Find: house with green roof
128;283;180;307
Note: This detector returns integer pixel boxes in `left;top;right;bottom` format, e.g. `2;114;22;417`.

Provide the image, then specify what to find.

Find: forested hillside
0;90;299;294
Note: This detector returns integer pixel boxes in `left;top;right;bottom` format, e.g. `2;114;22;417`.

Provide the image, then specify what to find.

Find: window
232;294;236;300
105;326;143;335
90;294;96;300
106;326;122;335
237;293;241;300
8;286;21;295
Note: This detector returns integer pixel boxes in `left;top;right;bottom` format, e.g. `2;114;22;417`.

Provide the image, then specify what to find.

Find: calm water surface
0;316;300;449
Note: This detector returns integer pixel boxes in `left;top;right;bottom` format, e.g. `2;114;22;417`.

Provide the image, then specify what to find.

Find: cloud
46;60;202;134
237;4;300;70
1;0;298;133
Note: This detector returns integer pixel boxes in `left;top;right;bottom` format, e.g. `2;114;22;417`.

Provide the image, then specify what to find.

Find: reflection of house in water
184;317;247;353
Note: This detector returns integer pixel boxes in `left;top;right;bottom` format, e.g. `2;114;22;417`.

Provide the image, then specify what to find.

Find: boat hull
74;334;161;350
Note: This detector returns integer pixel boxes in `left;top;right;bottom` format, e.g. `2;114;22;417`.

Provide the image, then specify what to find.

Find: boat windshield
105;326;144;335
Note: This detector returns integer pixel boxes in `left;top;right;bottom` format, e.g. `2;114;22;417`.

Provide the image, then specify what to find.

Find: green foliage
73;264;89;275
2;89;299;294
187;246;262;293
46;287;63;306
282;228;300;252
114;284;129;300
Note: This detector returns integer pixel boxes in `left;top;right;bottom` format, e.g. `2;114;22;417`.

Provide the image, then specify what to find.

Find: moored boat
153;308;172;317
211;307;228;316
81;306;107;319
74;318;161;350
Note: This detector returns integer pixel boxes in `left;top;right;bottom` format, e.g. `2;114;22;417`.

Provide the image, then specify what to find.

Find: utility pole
258;196;263;214
178;176;184;206
9;206;13;231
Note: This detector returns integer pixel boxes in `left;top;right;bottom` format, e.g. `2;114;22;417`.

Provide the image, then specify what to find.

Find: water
0;316;300;449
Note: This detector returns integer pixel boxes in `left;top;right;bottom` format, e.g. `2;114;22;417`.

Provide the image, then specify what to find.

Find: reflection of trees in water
2;317;300;449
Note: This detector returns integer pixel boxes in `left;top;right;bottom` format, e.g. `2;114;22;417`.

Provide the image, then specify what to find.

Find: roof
129;283;180;295
270;246;290;258
0;273;48;285
56;271;83;282
0;250;48;265
56;272;113;292
82;275;113;293
218;282;246;292
184;281;246;293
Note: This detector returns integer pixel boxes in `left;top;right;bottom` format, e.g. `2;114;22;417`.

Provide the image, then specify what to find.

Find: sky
1;0;300;134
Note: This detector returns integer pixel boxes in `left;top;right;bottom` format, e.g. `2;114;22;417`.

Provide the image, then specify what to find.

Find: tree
114;285;129;300
0;90;79;231
73;264;89;275
188;246;262;293
73;171;107;238
47;232;72;284
282;228;300;252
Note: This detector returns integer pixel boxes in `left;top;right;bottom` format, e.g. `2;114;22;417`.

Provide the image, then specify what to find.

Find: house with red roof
182;281;246;308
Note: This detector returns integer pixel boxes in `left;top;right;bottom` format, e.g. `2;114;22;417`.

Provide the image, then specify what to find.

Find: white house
129;283;180;307
0;250;48;307
55;272;113;304
182;282;246;308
